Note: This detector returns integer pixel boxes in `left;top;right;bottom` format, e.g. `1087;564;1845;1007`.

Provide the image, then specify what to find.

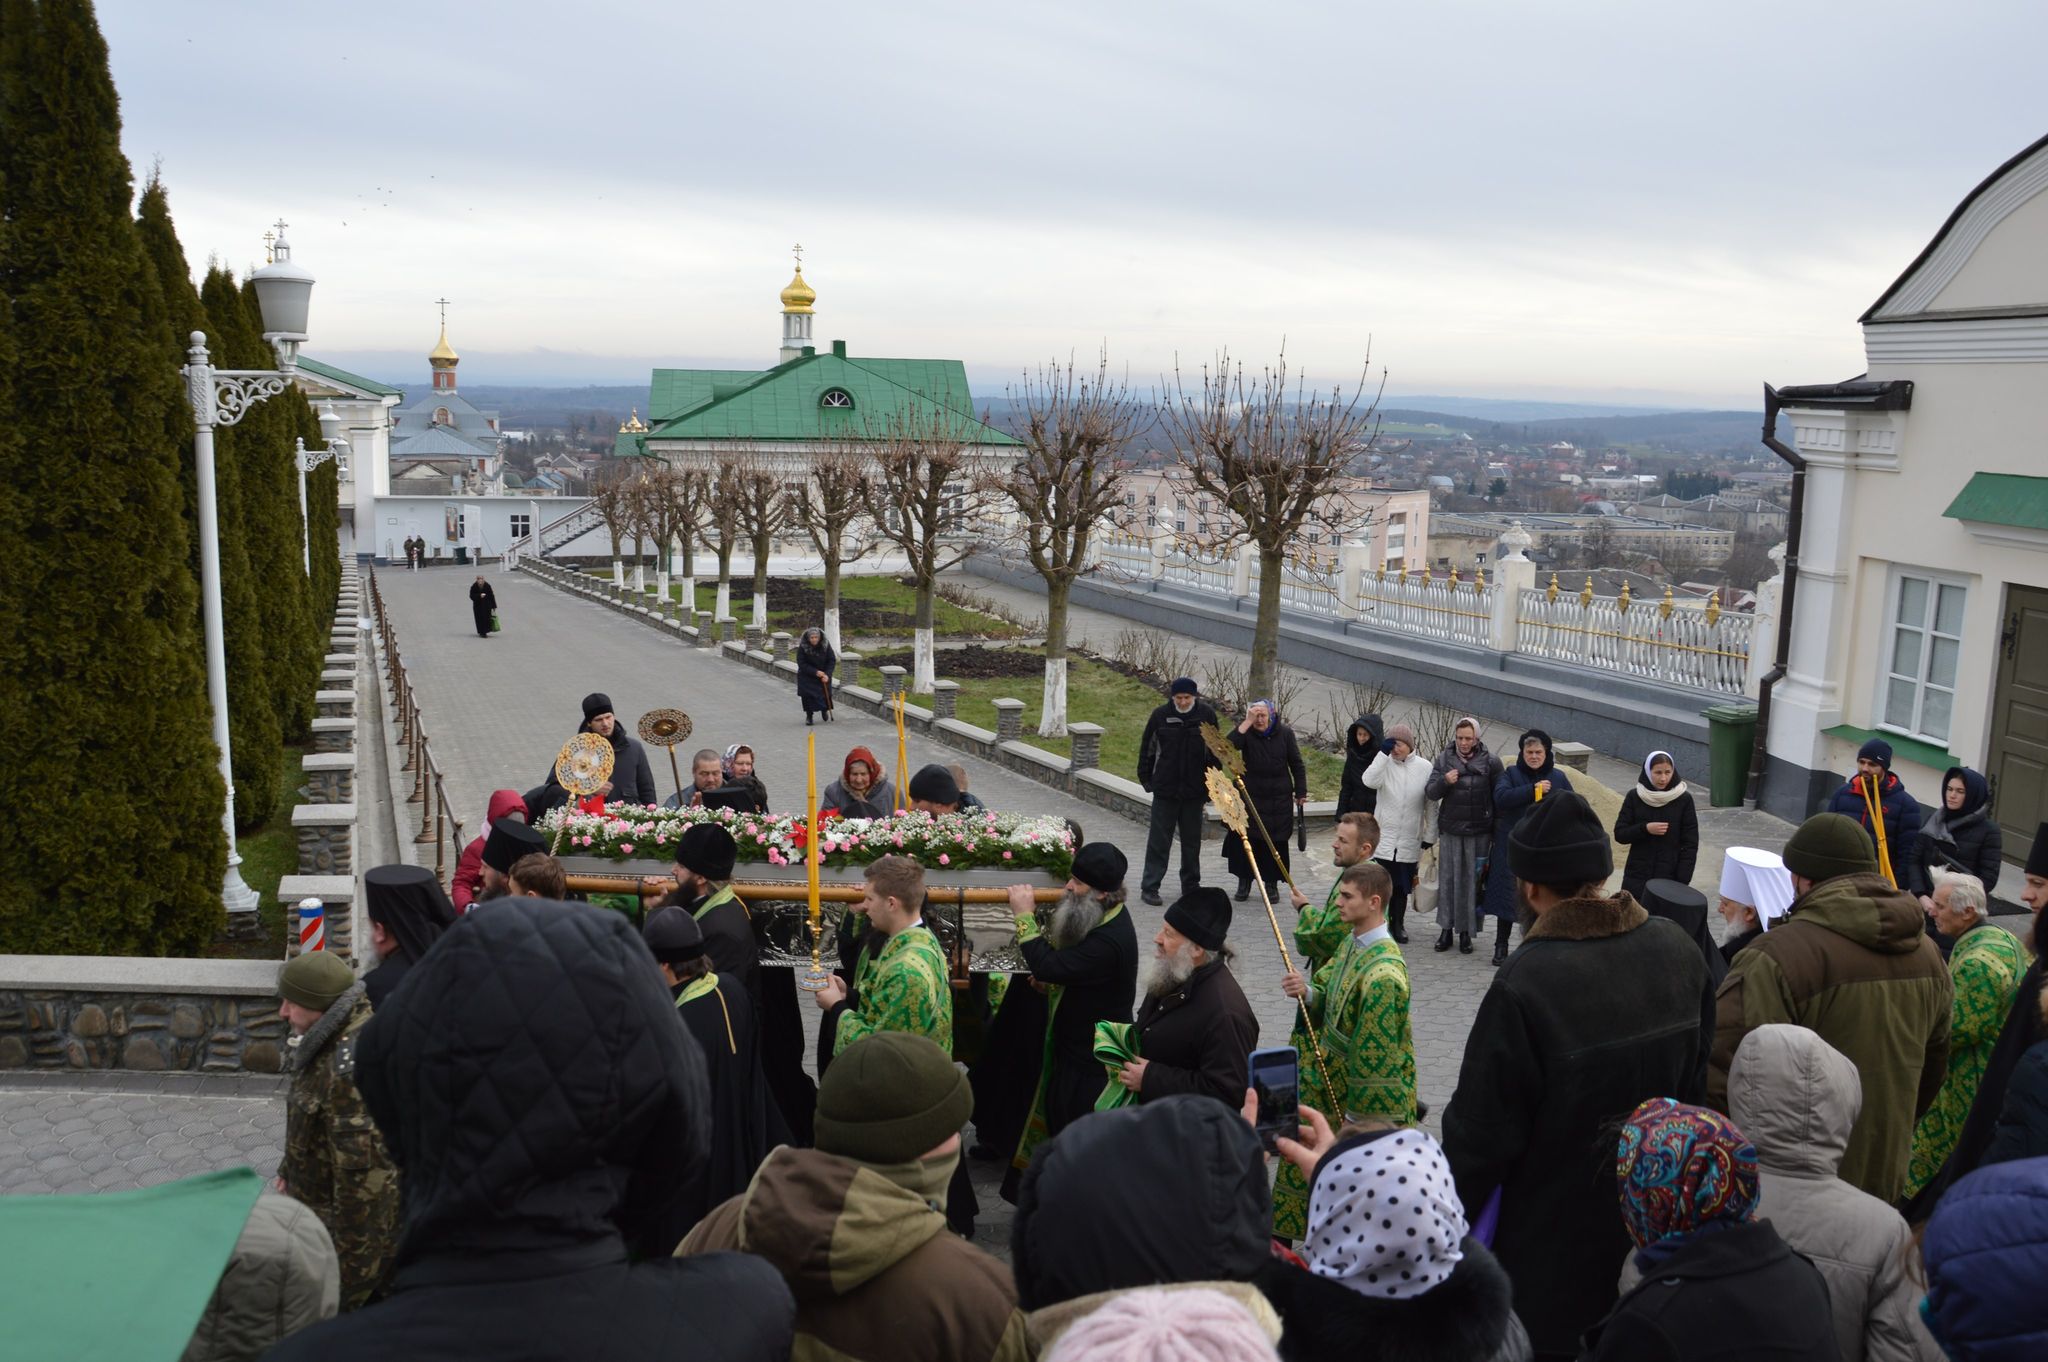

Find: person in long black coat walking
1613;750;1700;902
1336;712;1385;818
795;627;835;725
1224;701;1306;902
468;575;496;638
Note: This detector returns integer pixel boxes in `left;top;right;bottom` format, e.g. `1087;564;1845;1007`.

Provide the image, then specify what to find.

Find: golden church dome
428;325;459;367
779;268;816;315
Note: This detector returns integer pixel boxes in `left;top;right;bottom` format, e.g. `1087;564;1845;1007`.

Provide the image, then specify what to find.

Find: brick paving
0;1073;283;1196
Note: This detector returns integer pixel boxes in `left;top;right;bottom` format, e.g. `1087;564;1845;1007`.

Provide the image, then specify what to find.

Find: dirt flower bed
859;644;1045;679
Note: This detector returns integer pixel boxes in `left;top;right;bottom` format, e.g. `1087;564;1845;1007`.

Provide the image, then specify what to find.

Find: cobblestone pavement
0;1072;283;1196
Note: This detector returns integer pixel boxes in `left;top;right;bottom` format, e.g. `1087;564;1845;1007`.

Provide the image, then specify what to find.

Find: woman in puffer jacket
1920;1154;2048;1362
1363;724;1433;945
1908;766;2004;900
1613;750;1700;903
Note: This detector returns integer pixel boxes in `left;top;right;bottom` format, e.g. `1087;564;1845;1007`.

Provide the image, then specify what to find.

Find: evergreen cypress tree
293;397;342;620
244;277;327;729
147;199;281;825
0;0;227;955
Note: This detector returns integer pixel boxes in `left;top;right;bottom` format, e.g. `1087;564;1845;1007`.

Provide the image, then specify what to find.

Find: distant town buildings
1113;471;1432;571
1427;510;1734;571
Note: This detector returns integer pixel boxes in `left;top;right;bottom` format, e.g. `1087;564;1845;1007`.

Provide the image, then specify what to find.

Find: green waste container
1701;704;1760;808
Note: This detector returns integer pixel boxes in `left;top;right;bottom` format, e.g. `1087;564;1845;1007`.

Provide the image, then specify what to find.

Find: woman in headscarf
822;747;895;819
1613;750;1700;903
1483;731;1572;965
1909;765;2004;902
1584;1098;1835;1361
795;626;836;726
1260;1121;1533;1362
1224;699;1307;903
721;743;770;813
361;864;459;1006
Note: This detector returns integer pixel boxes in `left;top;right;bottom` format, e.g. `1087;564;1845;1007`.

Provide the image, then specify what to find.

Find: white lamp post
294;404;352;574
181;221;314;920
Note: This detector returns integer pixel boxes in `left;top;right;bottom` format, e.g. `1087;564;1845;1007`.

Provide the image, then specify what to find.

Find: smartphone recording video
1249;1045;1299;1154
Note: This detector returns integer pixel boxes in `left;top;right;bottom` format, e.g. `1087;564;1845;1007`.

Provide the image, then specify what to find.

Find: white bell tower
779;243;816;363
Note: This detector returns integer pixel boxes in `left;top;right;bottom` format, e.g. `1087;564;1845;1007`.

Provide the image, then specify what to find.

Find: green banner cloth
1093;1020;1141;1112
0;1166;262;1362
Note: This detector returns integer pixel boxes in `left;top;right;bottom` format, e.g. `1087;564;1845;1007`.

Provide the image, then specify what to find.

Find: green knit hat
1782;812;1879;883
814;1032;972;1164
276;951;355;1011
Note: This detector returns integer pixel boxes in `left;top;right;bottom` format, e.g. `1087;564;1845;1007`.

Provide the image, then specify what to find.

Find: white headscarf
1303;1129;1467;1300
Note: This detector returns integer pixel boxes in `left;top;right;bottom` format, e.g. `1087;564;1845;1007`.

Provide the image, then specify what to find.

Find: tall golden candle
803;731;825;980
894;694;909;812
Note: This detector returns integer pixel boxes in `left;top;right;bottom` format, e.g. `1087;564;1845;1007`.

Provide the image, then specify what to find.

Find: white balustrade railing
1353;570;1494;646
1247;555;1343;618
1160;547;1234;596
1517;587;1754;696
1095;533;1154;581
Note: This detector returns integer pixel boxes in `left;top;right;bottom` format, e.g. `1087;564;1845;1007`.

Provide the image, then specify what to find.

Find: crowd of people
122;673;2048;1361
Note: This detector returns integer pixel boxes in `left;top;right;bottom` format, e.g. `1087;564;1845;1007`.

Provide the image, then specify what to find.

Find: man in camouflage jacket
276;951;400;1310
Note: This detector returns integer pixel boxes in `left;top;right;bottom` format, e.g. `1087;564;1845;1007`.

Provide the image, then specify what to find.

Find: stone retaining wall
0;959;287;1074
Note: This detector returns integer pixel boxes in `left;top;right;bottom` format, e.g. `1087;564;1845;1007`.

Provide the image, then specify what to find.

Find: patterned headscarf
1303;1130;1468;1300
1616;1097;1759;1249
721;743;753;778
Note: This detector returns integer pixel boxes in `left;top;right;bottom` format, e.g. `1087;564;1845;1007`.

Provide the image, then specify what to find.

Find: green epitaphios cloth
0;1166;262;1362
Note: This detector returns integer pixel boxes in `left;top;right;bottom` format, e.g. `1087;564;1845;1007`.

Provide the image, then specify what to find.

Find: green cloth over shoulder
1092;1020;1140;1112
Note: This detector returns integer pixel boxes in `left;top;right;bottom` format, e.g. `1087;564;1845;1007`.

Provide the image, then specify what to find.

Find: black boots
1434;928;1453;953
1235;877;1251;902
1388;901;1407;945
1459;931;1473;955
1491;917;1512;966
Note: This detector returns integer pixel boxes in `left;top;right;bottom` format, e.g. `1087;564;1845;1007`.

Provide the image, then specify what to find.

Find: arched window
819;389;854;409
433;407;451;425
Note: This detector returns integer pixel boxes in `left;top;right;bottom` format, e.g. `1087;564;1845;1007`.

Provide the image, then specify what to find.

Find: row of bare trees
585;348;1383;737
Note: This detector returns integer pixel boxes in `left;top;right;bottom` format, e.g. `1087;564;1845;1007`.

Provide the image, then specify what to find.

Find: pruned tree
705;458;748;621
624;468;662;593
734;456;790;631
790;444;876;654
986;353;1141;735
648;464;711;610
1162;347;1381;699
588;469;636;586
861;411;1002;692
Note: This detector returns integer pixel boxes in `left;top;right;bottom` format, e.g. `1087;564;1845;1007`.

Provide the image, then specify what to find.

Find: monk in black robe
468;574;496;638
645;907;784;1229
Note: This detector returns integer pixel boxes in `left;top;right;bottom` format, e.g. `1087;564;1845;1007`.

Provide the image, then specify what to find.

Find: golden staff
1201;722;1305;901
893;692;909;812
636;708;694;803
1207;767;1333;1103
799;732;831;990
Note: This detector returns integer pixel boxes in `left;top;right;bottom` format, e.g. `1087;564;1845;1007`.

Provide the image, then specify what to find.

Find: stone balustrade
878;665;908;699
0;958;288;1074
992;698;1025;742
931;680;960;720
303;752;355;804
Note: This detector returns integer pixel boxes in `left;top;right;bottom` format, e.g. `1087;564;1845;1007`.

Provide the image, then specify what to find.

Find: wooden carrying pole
564;875;1064;905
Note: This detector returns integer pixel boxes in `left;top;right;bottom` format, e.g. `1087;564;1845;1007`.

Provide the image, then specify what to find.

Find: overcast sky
100;1;2046;407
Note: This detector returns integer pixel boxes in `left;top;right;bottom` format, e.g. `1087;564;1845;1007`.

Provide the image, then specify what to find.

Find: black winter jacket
1907;766;2004;896
1230;721;1307;844
1427;741;1504;838
1137;699;1219;800
264;899;795;1362
1337;714;1385;817
1614;786;1701;900
1258;1236;1532;1362
1133;958;1260;1108
1579;1220;1837;1361
1440;894;1714;1358
1984;1039;2048;1169
534;725;658;812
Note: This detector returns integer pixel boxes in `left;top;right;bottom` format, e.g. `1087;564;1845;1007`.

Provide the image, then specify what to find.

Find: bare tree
790;444;875;654
589;473;637;587
704;460;748;622
625;469;662;594
1161;347;1382;698
650;465;711;611
860;411;1002;692
985;354;1142;735
734;457;790;631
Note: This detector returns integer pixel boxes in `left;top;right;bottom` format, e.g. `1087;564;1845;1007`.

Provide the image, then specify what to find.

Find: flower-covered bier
536;803;1076;877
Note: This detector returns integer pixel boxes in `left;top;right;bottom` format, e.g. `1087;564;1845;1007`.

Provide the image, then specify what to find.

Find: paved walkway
0;1073;283;1196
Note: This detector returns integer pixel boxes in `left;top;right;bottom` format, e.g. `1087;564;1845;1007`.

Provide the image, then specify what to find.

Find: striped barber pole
297;898;326;952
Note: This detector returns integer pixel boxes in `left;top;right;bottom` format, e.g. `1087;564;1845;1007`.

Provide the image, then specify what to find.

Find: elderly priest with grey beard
1005;843;1141;1141
1123;887;1259;1108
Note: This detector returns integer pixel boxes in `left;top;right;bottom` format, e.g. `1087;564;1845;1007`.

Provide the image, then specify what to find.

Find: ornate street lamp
180;221;314;920
293;404;353;574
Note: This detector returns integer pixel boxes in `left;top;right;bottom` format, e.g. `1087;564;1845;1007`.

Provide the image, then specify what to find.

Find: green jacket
832;924;952;1056
281;983;400;1310
1709;873;1952;1202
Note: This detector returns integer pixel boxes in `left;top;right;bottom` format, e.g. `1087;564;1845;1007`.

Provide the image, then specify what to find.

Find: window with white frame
1879;568;1966;744
509;513;532;540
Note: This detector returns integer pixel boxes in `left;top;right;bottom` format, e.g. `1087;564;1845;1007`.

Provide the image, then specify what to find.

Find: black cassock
673;972;784;1229
468;579;497;638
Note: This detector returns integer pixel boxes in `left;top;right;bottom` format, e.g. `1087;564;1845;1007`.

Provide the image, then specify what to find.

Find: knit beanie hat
1044;1287;1281;1362
673;823;738;881
1782;812;1879;883
1507;790;1612;886
1164;886;1233;952
1170;677;1199;696
1857;738;1893;769
2028;822;2048;879
1387;723;1417;749
907;763;962;807
814;1032;972;1164
582;692;614;722
277;951;355;1011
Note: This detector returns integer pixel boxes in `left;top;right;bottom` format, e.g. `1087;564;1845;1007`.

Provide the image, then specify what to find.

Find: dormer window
433;407;451;426
820;389;855;409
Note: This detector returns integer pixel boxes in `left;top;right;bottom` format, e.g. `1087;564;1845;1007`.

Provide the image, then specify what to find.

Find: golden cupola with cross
428;297;460;392
779;244;816;363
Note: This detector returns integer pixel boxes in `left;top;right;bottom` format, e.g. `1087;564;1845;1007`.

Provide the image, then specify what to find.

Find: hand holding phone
1248;1046;1299;1155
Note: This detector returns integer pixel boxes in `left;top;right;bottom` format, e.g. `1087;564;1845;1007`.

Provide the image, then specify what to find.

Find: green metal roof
297;356;403;398
1943;472;2048;531
644;350;1017;446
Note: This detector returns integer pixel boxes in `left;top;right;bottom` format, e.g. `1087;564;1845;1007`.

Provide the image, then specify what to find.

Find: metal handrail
367;568;467;886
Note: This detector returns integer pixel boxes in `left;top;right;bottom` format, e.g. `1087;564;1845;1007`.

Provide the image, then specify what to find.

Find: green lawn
632;574;1024;639
206;743;308;959
941;654;1348;799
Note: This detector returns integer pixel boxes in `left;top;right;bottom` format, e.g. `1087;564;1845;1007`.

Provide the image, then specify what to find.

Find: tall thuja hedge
294;397;342;618
149;205;280;826
241;277;322;739
0;0;227;954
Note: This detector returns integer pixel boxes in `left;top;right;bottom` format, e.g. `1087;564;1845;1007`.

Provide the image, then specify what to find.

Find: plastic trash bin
1701;704;1760;807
